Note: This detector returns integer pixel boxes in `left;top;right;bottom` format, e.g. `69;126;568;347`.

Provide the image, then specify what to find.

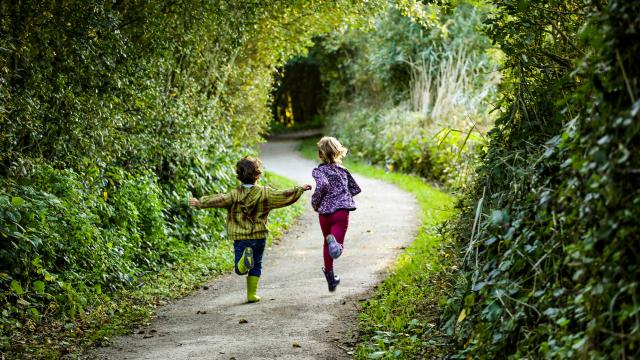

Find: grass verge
300;138;458;359
7;172;304;359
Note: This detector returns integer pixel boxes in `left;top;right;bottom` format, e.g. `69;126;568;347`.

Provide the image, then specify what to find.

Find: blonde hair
317;136;348;164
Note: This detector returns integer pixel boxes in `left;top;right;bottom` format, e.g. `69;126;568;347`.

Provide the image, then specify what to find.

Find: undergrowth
309;2;499;189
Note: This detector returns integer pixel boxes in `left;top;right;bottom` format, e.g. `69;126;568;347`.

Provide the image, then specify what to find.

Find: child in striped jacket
189;156;311;303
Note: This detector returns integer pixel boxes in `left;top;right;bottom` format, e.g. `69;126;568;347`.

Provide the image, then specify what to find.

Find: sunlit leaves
32;281;45;294
10;281;24;296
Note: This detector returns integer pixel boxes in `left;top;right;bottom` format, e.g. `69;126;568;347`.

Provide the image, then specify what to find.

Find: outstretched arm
189;192;233;209
267;185;310;209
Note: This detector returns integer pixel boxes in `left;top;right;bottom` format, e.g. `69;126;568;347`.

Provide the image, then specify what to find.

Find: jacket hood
236;186;262;209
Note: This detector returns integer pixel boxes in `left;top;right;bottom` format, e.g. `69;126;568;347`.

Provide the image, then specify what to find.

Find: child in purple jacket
311;137;361;292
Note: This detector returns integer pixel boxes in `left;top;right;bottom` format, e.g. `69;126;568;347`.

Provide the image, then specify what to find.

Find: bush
329;106;484;188
444;1;640;358
0;163;226;339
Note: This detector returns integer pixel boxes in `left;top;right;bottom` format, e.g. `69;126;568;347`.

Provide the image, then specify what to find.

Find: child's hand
302;184;312;191
188;198;200;207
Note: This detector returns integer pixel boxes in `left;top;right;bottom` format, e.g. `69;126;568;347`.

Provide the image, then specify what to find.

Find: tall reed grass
409;45;500;133
329;44;500;188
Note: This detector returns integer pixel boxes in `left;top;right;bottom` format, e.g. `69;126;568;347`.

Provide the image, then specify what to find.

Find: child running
311;137;361;292
189;156;311;303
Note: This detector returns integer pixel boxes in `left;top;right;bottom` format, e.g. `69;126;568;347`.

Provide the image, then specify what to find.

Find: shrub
444;1;640;358
329;106;484;188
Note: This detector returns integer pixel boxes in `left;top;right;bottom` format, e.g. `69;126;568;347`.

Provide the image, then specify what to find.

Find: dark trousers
319;210;350;272
234;238;266;277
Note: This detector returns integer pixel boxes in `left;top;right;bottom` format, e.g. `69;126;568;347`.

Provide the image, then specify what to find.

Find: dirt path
90;140;419;360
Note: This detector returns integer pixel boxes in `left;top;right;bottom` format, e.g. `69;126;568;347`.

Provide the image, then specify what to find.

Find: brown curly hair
236;156;263;184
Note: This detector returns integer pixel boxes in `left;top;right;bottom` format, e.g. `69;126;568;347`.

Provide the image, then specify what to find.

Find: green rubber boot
237;247;254;275
247;275;261;303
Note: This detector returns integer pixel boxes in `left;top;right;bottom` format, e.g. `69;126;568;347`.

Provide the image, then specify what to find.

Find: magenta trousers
319;210;350;271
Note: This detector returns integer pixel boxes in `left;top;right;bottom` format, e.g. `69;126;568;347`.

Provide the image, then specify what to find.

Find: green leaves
32;281;46;294
1;1;388;356
315;1;496;190
10;280;24;296
11;196;25;206
444;0;640;358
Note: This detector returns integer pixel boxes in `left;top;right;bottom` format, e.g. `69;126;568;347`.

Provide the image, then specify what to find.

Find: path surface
90;141;419;360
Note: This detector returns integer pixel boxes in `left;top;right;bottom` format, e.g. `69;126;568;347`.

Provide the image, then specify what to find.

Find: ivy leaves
447;0;640;358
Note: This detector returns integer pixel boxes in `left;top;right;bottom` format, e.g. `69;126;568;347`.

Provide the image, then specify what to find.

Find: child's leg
319;214;334;271
320;210;350;270
329;210;349;251
234;240;245;275
248;239;266;277
234;240;252;275
247;239;265;303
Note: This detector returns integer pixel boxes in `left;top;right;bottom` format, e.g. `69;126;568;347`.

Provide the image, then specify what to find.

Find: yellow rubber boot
237;247;254;275
247;275;261;303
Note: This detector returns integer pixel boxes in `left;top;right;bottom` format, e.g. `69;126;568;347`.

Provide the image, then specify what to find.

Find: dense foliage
0;0;384;356
3;0;638;358
314;1;500;187
445;0;640;358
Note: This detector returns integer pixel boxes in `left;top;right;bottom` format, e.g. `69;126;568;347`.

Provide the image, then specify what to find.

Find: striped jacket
198;185;305;241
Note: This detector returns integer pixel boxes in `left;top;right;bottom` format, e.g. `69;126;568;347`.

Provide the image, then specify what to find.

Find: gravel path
89;140;419;360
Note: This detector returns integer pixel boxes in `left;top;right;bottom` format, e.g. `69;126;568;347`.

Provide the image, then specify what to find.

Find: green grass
14;171;304;359
300;138;458;359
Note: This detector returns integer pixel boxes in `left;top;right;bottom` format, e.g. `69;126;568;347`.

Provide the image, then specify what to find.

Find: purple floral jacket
311;163;361;214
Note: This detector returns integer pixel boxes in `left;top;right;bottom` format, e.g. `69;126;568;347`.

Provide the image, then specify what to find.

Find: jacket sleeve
311;168;327;211
198;192;234;209
266;186;305;209
346;170;361;196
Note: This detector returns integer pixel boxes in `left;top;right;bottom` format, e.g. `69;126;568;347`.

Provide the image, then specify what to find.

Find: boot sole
243;247;254;271
326;234;342;259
